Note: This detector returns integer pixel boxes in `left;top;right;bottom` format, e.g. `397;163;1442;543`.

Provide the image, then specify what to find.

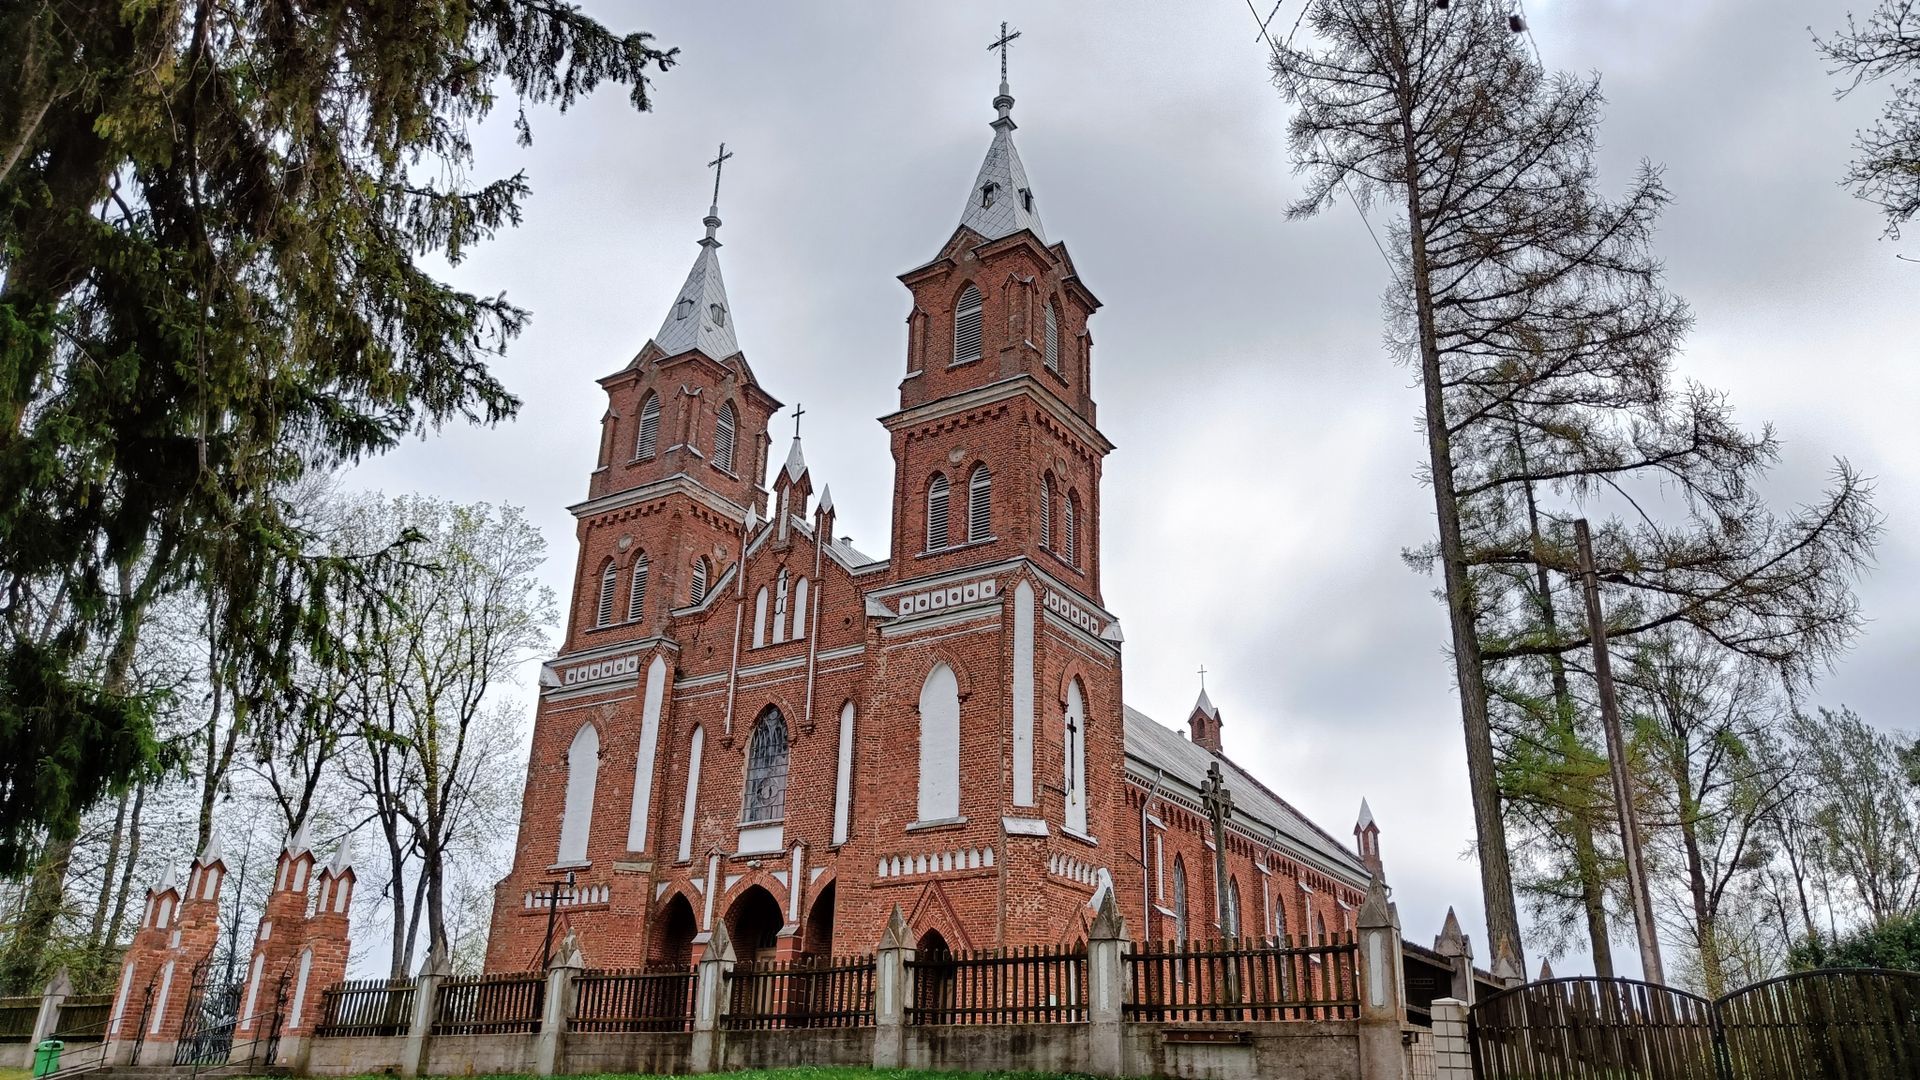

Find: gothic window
742;708;789;824
1172;857;1189;942
636;393;661;459
753;586;770;648
627;554;649;622
967;465;992;542
1064;679;1087;835
917;663;961;822
714;401;737;473
1273;891;1289;939
558;724;600;864
1226;877;1243;939
792;578;809;642
772;568;789;644
690;557;710;604
1064;492;1080;567
1044;301;1060;373
953;285;984;364
831;700;855;846
595;561;617;627
1315;913;1329;946
926;474;950;551
1040;474;1053;550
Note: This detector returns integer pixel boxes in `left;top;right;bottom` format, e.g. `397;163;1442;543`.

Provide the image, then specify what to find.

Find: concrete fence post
871;905;914;1070
400;948;449;1080
1086;890;1128;1077
1429;998;1472;1080
1356;875;1410;1080
689;922;735;1075
30;968;72;1049
535;932;583;1077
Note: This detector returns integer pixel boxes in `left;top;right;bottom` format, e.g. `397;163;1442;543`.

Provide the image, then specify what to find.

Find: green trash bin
32;1039;63;1078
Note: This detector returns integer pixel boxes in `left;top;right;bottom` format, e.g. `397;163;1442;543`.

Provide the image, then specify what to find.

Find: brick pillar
108;839;227;1065
238;828;314;1047
280;842;354;1070
689;920;735;1074
535;932;583;1077
1430;998;1472;1080
871;906;913;1070
105;870;177;1063
1356;876;1409;1080
1086;890;1127;1077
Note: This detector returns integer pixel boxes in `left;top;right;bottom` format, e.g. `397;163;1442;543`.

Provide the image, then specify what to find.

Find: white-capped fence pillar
1430;998;1472;1080
872;906;914;1070
535;932;582;1077
1357;875;1411;1080
1086;891;1128;1077
400;949;448;1079
689;923;735;1075
30;968;71;1049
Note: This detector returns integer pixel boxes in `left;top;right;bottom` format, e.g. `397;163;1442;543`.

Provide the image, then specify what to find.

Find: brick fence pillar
1430;998;1472;1080
1086;890;1127;1077
401;950;449;1080
1356;875;1410;1080
535;932;583;1077
871;905;913;1070
689;921;735;1074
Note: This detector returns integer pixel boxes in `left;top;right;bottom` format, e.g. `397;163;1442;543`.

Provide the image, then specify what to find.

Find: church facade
485;70;1377;973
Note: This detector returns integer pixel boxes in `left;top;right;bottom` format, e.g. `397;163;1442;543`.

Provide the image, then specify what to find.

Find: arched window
743;708;789;824
1315;913;1329;946
926;474;950;552
753;586;770;648
1064;679;1087;835
627;553;649;622
1226;877;1243;939
1044;301;1060;373
1063;492;1080;566
792;578;809;642
595;561;618;627
635;393;661;459
690;557;710;604
967;465;992;542
772;568;789;645
917;663;961;822
953;284;984;364
1172;858;1189;942
1273;892;1289;940
714;401;738;473
1039;474;1053;550
558;724;600;864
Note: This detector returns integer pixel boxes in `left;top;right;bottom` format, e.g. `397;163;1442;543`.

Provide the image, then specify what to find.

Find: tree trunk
86;789;131;953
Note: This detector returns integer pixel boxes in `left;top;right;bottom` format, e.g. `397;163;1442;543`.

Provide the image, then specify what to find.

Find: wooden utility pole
1574;518;1665;984
1200;762;1241;1003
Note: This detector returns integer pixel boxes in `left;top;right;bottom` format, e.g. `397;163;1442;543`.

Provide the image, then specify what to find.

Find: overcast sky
345;1;1919;975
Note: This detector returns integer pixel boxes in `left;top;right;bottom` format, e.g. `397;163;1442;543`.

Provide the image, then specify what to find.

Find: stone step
64;1066;290;1080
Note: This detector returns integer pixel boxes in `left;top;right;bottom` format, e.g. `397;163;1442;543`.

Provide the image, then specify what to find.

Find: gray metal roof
957;89;1046;244
653;213;740;360
1124;705;1369;883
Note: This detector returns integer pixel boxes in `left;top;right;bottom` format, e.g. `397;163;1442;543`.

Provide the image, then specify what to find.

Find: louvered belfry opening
1040;474;1053;548
1044;301;1059;372
927;474;950;551
627;554;649;622
635;393;660;458
596;561;617;626
714;401;737;472
968;465;992;542
953;285;984;364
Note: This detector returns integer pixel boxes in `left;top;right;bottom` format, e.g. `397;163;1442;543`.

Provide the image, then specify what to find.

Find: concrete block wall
1430;998;1472;1080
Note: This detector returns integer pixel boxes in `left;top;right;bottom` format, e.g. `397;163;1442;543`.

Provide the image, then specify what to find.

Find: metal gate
173;959;245;1067
1470;969;1920;1080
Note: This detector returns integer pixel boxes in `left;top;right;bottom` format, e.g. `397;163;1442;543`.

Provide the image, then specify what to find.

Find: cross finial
791;402;806;440
707;142;734;209
988;21;1021;86
1198;664;1208;691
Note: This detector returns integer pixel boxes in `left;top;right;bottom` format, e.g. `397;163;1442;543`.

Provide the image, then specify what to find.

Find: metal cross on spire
988;21;1021;84
707;142;734;208
791;402;806;440
1197;664;1208;691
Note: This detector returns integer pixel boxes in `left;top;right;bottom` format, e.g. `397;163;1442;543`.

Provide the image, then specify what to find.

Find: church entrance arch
914;929;955;1017
804;880;837;957
725;885;785;965
649;892;698;969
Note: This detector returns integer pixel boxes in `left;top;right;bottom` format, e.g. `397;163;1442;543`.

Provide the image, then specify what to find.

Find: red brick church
485;59;1376;973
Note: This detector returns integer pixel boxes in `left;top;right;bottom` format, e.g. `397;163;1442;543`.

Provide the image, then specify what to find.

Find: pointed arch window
1039;474;1054;550
967;465;992;543
953;285;984;364
792;578;809;642
1226;877;1243;939
1172;858;1189;942
1064;492;1080;567
753;586;770;648
1272;892;1289;940
1043;301;1060;373
558;724;600;864
772;568;789;645
742;707;789;824
595;561;618;627
1064;679;1087;835
690;557;710;605
926;474;950;552
636;393;661;459
714;401;738;473
917;663;961;822
627;554;649;622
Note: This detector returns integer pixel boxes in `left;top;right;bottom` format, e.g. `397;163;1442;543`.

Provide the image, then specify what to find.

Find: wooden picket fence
431;971;544;1036
907;944;1087;1025
0;996;37;1042
723;955;876;1030
571;967;698;1033
315;978;417;1038
51;994;115;1041
1124;934;1360;1022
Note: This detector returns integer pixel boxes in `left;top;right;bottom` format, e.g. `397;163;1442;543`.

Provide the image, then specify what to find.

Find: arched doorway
914;929;954;1018
804;881;837;958
726;885;785;965
649;893;698;969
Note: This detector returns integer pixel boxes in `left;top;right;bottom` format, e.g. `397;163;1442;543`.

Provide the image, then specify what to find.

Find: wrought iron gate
173;959;246;1067
1469;969;1920;1080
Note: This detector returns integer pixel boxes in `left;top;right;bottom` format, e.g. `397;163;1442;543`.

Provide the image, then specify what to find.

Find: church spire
957;23;1045;244
653;143;742;360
